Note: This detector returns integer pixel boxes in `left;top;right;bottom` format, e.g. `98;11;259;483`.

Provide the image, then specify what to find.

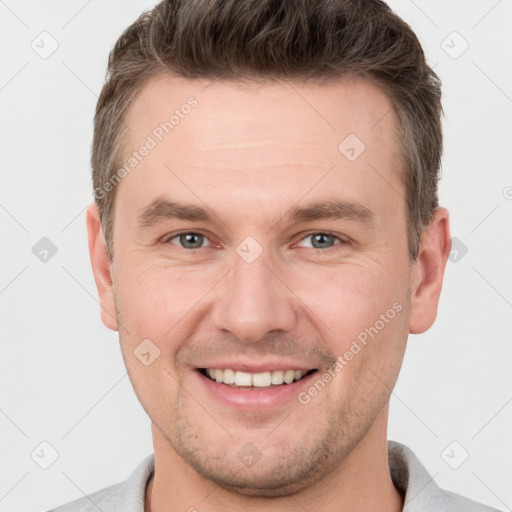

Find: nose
211;248;298;344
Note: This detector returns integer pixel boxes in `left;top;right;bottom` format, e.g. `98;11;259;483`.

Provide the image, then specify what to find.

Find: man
49;0;501;511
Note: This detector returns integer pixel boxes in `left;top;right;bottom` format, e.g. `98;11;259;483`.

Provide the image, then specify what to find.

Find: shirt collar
389;440;447;511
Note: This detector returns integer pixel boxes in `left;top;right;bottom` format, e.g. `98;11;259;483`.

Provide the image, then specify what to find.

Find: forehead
124;74;397;151
117;74;403;225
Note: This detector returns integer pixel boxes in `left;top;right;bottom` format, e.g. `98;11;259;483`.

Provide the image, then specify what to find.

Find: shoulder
45;482;122;512
388;441;504;512
44;453;154;512
439;489;503;512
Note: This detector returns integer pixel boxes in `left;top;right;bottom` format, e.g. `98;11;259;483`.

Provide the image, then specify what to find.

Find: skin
87;75;450;512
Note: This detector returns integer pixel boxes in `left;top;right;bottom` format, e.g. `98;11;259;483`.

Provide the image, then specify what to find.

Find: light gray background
1;1;511;511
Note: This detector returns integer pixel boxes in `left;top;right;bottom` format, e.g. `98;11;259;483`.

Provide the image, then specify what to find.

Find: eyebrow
136;197;375;228
285;200;374;225
137;198;215;226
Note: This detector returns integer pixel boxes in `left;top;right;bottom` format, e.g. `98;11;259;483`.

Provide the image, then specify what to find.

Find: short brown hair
92;0;442;261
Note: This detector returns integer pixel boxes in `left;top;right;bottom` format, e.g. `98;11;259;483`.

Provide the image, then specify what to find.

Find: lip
194;368;319;411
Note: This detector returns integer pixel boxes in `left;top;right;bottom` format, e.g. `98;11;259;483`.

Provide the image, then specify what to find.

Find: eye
295;232;346;250
163;231;346;251
166;232;212;249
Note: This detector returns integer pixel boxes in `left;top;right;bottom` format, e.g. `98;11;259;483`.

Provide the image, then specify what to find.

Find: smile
198;368;317;388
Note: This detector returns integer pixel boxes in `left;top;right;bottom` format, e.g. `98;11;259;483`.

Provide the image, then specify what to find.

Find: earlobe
86;203;118;331
409;207;451;334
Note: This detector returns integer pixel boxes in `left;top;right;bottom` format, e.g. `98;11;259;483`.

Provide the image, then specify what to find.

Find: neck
145;411;403;512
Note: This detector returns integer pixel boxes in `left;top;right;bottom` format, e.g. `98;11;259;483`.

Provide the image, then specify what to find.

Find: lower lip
194;369;319;411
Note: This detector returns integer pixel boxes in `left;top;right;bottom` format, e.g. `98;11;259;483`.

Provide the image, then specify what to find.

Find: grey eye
299;233;340;249
175;233;205;249
312;233;337;248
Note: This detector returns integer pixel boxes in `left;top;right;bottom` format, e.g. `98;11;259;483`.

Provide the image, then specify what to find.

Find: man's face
104;76;415;494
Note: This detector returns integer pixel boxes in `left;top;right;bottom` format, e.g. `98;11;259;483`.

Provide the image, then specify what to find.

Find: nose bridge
211;242;297;342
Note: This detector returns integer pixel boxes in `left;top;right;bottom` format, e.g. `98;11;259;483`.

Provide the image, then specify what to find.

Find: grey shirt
47;441;502;512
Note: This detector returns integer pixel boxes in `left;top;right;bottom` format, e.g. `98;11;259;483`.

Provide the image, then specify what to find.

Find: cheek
289;258;409;342
114;259;221;344
287;257;411;399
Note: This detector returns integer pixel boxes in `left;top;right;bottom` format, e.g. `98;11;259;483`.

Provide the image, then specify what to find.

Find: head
87;0;450;497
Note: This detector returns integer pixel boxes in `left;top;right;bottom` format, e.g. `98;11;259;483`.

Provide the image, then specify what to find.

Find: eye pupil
311;233;334;249
180;233;203;249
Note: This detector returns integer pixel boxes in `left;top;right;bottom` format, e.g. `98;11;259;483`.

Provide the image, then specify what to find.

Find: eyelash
162;230;349;251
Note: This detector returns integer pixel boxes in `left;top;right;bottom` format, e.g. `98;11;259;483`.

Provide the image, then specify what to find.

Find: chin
188;458;330;498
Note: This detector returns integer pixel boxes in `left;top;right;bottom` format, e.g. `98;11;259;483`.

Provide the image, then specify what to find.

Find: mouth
197;367;318;389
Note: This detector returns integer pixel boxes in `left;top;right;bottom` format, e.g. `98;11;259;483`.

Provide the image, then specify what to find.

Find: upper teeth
205;368;309;387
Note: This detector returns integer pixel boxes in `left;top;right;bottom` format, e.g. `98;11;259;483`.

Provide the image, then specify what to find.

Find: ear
409;207;451;334
86;203;118;331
